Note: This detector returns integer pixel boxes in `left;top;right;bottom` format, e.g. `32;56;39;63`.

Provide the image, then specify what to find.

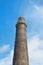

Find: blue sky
0;0;43;65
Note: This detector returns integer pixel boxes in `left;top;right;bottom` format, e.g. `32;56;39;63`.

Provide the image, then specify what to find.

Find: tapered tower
13;17;29;65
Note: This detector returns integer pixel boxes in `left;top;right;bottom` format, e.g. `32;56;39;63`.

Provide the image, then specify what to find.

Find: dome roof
18;17;25;21
17;17;26;24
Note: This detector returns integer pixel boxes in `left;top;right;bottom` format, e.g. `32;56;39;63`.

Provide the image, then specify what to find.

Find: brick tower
13;17;29;65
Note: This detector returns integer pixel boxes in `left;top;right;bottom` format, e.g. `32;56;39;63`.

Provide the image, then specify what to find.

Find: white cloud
21;2;43;24
0;44;10;53
0;49;14;65
31;5;43;22
27;35;43;65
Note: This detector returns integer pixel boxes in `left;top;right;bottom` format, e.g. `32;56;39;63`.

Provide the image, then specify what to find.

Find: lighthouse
13;17;29;65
